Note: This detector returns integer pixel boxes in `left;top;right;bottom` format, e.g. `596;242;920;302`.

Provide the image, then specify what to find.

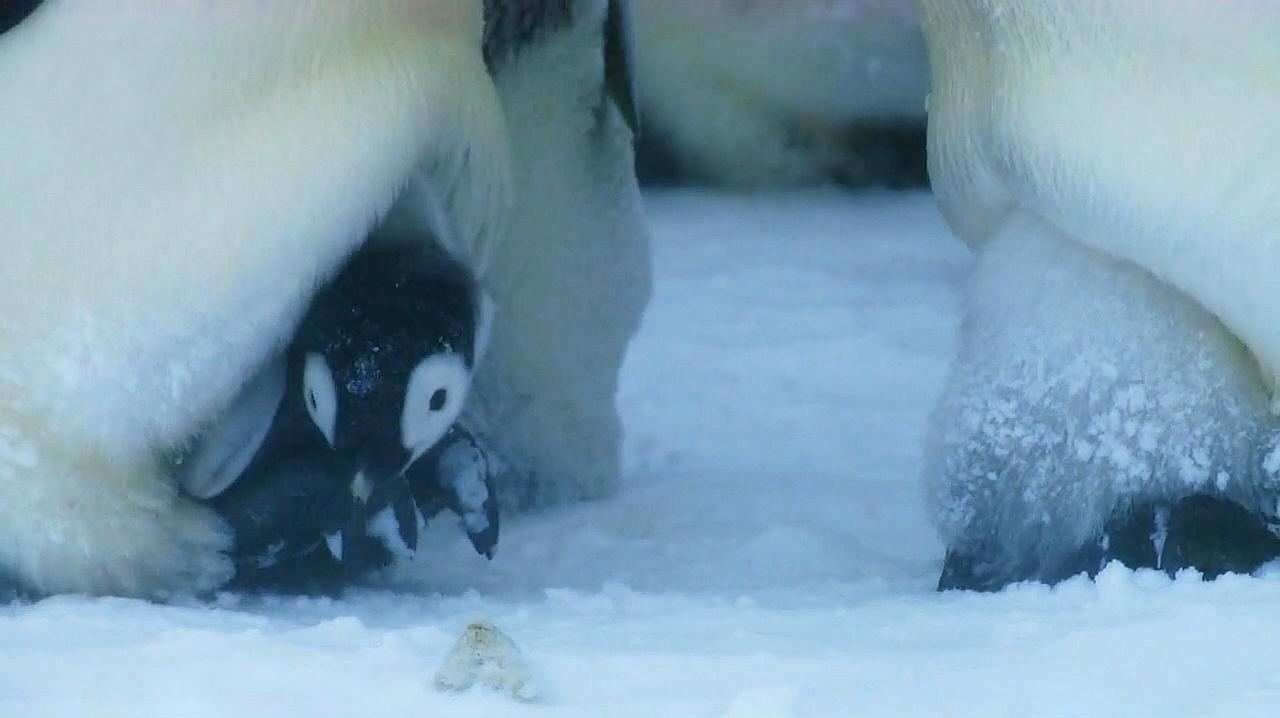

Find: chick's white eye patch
303;353;338;446
402;353;470;461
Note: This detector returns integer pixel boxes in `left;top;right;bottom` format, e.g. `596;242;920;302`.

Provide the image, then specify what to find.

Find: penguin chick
173;239;500;589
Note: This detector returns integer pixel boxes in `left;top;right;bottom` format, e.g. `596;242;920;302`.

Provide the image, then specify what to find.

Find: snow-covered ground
6;191;1280;717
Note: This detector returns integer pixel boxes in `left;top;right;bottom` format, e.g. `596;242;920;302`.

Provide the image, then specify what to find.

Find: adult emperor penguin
629;0;928;187
0;1;512;598
919;3;1280;589
0;0;650;598
210;0;649;582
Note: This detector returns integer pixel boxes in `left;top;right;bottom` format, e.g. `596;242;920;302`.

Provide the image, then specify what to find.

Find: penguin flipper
408;428;500;559
172;354;286;500
392;492;420;554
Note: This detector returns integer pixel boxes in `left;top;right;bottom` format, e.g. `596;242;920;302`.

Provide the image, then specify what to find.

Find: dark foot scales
939;494;1280;592
938;540;1106;592
1142;494;1280;578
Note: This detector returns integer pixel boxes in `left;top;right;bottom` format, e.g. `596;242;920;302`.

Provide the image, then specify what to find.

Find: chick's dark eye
429;389;448;411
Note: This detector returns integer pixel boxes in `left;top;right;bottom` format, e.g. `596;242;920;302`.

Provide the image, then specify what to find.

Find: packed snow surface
4;191;1278;716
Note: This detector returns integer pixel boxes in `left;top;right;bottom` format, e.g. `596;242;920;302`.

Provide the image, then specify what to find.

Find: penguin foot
937;538;1107;593
938;493;1280;592
1109;495;1280;579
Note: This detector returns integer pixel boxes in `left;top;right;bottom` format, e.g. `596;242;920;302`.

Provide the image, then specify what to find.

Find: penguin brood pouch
169;241;500;590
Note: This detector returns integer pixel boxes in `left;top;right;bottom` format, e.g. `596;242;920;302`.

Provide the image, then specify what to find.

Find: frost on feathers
924;216;1280;587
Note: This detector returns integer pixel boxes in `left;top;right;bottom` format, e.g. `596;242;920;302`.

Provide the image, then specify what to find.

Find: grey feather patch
0;0;42;36
603;0;639;136
482;0;575;69
174;356;286;500
474;290;496;368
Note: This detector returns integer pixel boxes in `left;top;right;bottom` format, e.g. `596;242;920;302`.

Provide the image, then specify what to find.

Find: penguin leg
475;0;652;509
927;217;1279;592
